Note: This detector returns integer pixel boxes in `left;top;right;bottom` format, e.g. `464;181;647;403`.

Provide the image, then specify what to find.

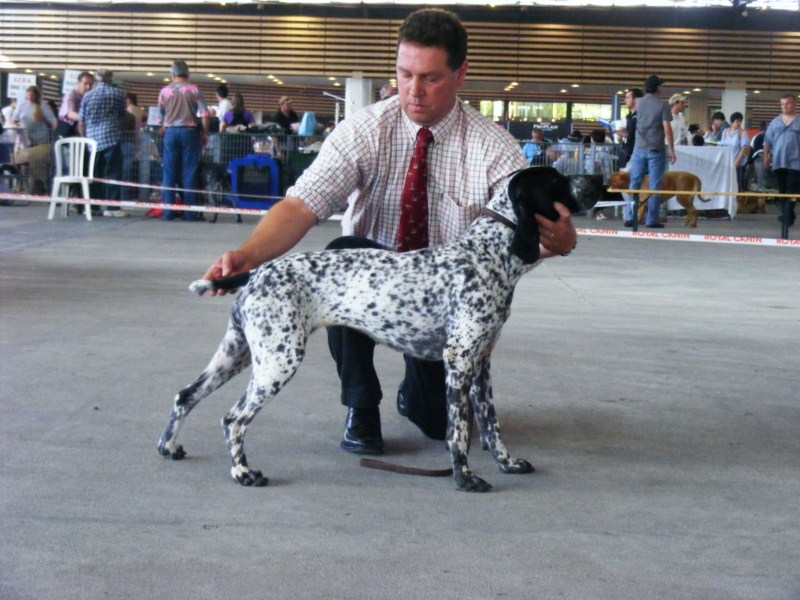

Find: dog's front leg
222;391;270;487
470;357;534;475
445;359;492;492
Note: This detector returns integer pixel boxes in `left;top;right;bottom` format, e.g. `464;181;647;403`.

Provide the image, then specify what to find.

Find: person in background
158;60;211;221
272;96;300;134
10;86;58;194
628;74;676;229
199;8;577;456
216;84;232;125
79;67;128;217
615;87;643;227
720;111;750;191
522;127;547;166
1;98;17;126
11;86;57;147
704;111;729;144
219;92;255;133
763;94;799;228
691;133;705;146
57;71;94;139
668;93;690;146
125;92;146;131
379;83;398;100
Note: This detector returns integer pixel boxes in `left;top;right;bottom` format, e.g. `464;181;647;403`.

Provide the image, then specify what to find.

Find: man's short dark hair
217;84;229;99
77;71;93;83
711;111;726;121
397;8;467;71
627;88;644;99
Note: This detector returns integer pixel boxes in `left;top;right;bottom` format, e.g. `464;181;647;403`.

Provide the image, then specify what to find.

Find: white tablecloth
670;146;738;218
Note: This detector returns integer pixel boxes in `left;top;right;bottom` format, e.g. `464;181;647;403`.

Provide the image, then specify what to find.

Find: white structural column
721;80;747;121
345;72;374;119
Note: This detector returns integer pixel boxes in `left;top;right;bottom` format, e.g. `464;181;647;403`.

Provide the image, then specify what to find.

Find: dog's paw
454;471;493;493
231;464;269;487
498;458;535;474
158;440;186;460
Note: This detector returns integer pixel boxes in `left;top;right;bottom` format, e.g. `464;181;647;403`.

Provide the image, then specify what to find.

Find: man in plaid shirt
79;68;128;217
202;9;577;455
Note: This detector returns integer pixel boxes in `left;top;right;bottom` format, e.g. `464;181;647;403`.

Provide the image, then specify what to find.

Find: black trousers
774;168;799;226
325;236;447;439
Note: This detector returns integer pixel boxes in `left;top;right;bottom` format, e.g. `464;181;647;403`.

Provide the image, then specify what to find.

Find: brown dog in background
608;171;711;227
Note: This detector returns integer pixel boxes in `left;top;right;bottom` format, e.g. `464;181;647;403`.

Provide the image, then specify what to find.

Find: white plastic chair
49;137;97;221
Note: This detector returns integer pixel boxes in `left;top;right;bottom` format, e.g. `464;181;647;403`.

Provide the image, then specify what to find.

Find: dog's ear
506;167;577;264
509;198;541;264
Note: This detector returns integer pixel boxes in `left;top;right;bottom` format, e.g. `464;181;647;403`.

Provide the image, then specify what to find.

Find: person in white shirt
215;84;232;127
668;94;690;146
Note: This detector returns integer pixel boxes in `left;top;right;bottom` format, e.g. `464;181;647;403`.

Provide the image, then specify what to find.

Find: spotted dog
157;166;579;492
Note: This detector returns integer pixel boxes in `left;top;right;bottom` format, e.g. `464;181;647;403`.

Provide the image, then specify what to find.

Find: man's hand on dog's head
203;251;250;297
536;202;578;257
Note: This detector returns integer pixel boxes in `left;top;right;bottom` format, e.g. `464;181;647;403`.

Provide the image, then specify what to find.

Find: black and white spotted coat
158;167;576;492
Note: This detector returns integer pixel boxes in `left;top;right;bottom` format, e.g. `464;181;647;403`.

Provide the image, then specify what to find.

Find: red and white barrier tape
3;193;795;248
91;177;284;201
576;227;799;248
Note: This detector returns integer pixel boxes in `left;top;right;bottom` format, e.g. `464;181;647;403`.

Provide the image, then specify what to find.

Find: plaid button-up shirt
79;82;126;151
288;96;527;250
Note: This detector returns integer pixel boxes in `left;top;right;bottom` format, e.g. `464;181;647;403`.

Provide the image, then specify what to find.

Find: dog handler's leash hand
201;250;251;297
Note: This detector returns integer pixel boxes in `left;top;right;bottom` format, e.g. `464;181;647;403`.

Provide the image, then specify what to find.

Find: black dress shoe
396;390;446;441
340;407;384;455
396;389;410;417
646;223;665;229
624;220;633;227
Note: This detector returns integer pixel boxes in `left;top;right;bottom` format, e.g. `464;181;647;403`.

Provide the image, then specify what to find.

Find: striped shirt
78;82;126;151
289;95;527;249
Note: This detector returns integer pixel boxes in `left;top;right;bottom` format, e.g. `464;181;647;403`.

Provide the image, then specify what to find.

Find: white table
671;146;738;218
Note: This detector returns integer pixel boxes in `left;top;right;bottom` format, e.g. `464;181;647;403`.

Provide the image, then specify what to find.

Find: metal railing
0;127;326;201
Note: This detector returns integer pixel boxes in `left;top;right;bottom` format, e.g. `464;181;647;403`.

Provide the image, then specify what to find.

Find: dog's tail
189;272;252;296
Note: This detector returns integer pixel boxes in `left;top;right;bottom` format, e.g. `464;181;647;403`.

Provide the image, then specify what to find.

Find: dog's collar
480;207;517;231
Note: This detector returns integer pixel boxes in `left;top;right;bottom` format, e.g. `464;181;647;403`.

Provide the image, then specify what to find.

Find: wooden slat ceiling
1;7;796;125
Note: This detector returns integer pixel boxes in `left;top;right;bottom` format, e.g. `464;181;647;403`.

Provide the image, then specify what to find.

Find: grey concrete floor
1;202;799;600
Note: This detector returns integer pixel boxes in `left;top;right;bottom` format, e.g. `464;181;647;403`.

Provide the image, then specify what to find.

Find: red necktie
397;127;434;252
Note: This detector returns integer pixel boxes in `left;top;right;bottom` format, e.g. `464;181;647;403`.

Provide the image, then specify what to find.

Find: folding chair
49;137;97;221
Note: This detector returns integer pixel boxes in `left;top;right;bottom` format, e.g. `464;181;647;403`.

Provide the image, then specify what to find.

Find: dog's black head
505;166;580;264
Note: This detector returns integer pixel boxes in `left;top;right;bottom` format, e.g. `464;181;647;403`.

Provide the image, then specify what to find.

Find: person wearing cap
668;93;690;146
628;74;676;229
272;96;299;134
158;60;211;221
200;8;577;456
79;68;128;217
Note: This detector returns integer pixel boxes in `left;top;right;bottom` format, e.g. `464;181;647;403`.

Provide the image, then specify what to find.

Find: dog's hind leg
157;314;251;460
470;356;534;475
221;327;308;487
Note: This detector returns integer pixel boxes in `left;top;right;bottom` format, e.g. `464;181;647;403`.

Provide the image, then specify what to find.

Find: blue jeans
92;143;122;208
162;127;201;220
629;148;667;226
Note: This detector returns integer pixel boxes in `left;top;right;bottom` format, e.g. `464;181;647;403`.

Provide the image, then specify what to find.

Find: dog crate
227;154;281;210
